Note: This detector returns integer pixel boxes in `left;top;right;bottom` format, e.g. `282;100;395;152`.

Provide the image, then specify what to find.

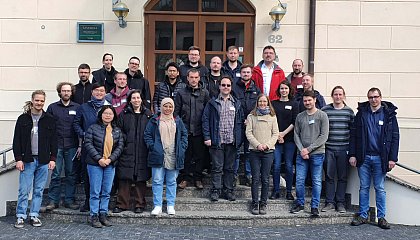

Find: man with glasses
202;76;243;202
349;87;399;230
179;46;209;84
124;56;152;109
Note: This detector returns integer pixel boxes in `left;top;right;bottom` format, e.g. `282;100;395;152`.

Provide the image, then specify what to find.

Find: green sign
77;22;104;43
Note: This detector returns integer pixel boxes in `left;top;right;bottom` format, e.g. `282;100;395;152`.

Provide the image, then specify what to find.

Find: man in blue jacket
202;76;243;202
349;87;400;230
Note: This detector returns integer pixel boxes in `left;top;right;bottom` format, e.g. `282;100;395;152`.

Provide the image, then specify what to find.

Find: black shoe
251;202;259;215
245;176;252;187
64;203;79;210
46;203;59;211
210;190;219;202
269;192;280;200
224;191;236;201
259;203;267;215
321;203;335;212
90;215;102;228
311;208;320;217
336;203;346;213
134;207;144;214
290;204;304;214
351;215;368;226
112;207;125;213
286;192;295;200
80;204;90;212
99;214;112;227
378;217;391;229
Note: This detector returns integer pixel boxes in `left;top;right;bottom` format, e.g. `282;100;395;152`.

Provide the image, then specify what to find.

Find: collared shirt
217;95;235;144
261;63;274;95
366;106;384;155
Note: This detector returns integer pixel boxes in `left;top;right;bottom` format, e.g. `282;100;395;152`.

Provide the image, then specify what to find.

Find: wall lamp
269;0;287;31
112;1;129;28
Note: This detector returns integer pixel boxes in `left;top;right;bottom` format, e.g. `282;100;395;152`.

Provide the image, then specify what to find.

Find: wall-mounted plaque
77;22;104;43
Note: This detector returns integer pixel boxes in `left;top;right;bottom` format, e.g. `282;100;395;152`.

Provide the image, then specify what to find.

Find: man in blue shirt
349;87;400;229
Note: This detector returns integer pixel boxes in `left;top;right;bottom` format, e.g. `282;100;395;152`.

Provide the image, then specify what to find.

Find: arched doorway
144;0;256;89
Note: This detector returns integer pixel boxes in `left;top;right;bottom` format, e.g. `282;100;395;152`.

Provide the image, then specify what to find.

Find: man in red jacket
252;45;286;101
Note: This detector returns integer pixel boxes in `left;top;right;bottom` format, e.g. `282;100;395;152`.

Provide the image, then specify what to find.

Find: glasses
221;84;231;88
102;112;114;116
368;96;380;100
188;53;199;56
129;62;139;66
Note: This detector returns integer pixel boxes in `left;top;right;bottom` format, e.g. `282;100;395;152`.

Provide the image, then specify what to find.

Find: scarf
159;98;176;169
256;106;271;116
90;95;106;109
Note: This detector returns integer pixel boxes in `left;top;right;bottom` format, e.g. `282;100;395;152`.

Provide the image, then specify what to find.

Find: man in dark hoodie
179;46;209;84
294;73;326;112
349;87;399;230
153;62;186;113
222;46;242;83
175;69;210;190
92;53;118;93
124;56;152;109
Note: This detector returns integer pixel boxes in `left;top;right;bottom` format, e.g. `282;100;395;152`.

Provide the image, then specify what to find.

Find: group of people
12;45;400;230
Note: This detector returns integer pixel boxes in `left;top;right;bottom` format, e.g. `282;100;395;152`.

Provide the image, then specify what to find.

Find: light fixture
112;1;129;28
269;0;287;31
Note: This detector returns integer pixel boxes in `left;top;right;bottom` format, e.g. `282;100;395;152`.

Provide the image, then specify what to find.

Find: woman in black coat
113;90;153;214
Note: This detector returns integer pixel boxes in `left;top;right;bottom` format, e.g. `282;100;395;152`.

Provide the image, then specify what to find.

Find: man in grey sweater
290;90;329;217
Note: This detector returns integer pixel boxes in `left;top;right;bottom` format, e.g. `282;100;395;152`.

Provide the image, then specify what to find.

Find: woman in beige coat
246;94;279;215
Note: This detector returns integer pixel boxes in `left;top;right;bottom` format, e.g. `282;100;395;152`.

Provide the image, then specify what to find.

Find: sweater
294;109;329;155
321;104;355;151
245;113;279;151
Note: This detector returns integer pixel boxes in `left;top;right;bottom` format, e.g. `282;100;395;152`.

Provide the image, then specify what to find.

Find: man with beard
222;46;242;83
204;56;223;99
73;83;110;212
291;90;329;217
92;53;118;93
153;62;186;113
294;74;326;112
175;69;210;190
252;45;286;101
46;82;80;211
105;72;130;115
286;59;305;93
179;46;209;84
72;64;93;105
124;56;152;109
232;64;261;186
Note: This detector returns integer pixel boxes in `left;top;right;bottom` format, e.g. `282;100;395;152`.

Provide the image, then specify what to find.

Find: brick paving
1;216;419;240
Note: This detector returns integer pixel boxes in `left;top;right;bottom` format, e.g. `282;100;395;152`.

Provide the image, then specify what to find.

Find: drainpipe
308;0;316;74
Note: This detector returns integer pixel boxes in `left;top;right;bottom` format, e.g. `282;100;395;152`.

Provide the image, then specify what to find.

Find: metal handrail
396;162;420;175
1;147;13;168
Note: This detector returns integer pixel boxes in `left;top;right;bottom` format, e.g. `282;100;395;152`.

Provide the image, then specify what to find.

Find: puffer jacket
143;115;188;170
84;123;124;166
153;76;186;113
92;66;118;93
174;83;210;136
117;106;153;181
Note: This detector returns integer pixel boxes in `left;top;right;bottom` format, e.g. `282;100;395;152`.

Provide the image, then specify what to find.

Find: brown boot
178;180;188;189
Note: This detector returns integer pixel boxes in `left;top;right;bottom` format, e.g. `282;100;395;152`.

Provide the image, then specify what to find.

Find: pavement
0;216;419;240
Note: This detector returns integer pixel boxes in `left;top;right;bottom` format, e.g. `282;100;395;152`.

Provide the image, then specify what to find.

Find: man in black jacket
153;62;186;113
13;90;57;229
92;53;118;93
175;69;210;189
72;63;93;105
124;56;152;109
179;46;209;84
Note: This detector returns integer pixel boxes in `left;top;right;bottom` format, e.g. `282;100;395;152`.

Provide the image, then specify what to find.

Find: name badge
297;85;303;89
69;110;76;115
285;105;292;110
229;106;235;111
379;120;384;126
309;119;315;125
236;72;241;77
121;98;127;103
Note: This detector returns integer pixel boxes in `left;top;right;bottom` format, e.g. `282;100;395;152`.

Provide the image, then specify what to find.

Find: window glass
202;0;224;12
226;23;244;51
176;22;194;50
155;22;173;50
151;0;173;11
227;0;249;13
176;0;198;11
206;22;224;51
155;54;174;82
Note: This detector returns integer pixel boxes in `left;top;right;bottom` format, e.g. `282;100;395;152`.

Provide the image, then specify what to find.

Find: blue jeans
48;147;77;204
152;167;179;207
296;154;324;208
16;158;49;219
249;151;273;204
357;155;386;219
273;142;296;193
87;164;115;216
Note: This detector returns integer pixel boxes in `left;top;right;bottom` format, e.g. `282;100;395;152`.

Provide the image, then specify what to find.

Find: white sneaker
167;206;176;215
151;206;162;216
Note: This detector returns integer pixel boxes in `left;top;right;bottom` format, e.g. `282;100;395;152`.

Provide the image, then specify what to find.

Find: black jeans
80;146;90;206
324;148;349;205
179;135;207;182
210;144;236;191
249;151;273;204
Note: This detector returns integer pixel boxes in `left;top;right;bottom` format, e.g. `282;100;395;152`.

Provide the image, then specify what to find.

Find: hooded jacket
105;86;130;115
124;68;152;110
252;60;286;101
92;66;118;93
349;101;400;173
